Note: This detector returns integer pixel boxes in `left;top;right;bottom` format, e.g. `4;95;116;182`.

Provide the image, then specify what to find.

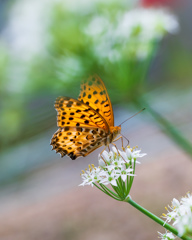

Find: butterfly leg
111;142;126;162
120;133;129;148
113;136;125;150
99;147;107;165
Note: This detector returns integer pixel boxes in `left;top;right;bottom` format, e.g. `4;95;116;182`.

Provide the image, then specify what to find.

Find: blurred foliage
43;1;171;102
0;41;9;91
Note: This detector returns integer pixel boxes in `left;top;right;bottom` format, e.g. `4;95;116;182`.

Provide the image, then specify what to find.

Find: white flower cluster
118;8;179;40
85;8;179;61
80;146;146;187
158;231;176;240
161;193;192;238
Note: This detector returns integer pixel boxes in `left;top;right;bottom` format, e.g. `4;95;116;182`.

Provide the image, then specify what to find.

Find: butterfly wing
55;96;110;132
51;126;107;160
78;74;114;127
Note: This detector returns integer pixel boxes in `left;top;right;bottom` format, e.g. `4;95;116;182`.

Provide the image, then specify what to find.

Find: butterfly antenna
118;108;146;126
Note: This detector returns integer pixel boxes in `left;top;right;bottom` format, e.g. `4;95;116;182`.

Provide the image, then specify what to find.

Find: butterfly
51;74;121;160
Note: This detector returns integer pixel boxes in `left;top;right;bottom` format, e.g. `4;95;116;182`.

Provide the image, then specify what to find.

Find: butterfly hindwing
78;74;114;127
51;126;107;159
55;96;110;132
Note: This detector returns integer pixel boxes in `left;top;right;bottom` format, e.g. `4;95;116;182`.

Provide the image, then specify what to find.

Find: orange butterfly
51;75;121;160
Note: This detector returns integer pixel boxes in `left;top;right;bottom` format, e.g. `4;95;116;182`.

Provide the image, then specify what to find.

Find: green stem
127;176;133;194
94;183;118;200
128;161;136;191
117;178;125;197
100;184;121;200
125;197;192;240
93;183;108;194
111;184;123;198
136;98;192;158
126;175;129;196
122;178;125;191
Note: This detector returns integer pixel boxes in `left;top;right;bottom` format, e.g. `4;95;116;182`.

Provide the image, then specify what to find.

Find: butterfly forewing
78;75;114;127
55;96;110;132
51;126;107;160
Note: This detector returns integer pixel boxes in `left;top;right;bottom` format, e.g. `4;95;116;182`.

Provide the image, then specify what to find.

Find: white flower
163;193;192;237
79;165;103;187
158;231;175;240
80;146;146;187
101;150;111;162
99;171;118;186
125;147;146;161
181;193;192;208
119;167;135;182
98;158;106;167
172;198;180;209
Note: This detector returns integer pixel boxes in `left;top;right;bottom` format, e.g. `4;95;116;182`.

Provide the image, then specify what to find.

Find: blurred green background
0;0;192;239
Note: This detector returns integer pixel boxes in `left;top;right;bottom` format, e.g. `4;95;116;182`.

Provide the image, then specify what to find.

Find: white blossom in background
80;146;146;187
1;0;179;91
158;231;176;240
85;8;179;61
160;193;192;238
117;8;179;40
